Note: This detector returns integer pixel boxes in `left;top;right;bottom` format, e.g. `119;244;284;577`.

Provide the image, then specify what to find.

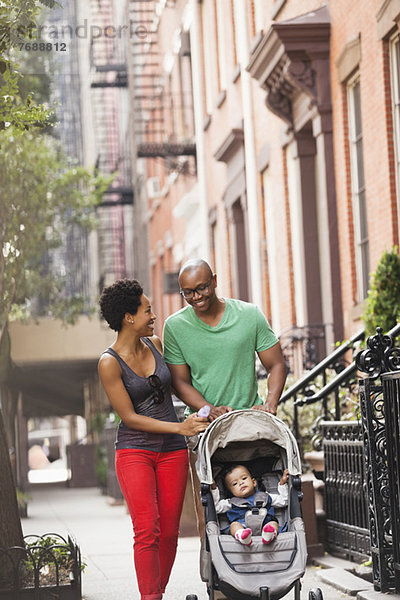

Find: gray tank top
104;338;187;452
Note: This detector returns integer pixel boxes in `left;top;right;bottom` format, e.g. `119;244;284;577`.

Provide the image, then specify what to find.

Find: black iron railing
322;421;370;561
0;533;82;599
278;328;365;451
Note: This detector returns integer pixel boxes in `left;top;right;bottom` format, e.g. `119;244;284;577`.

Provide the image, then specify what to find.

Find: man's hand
251;403;277;416
209;405;233;422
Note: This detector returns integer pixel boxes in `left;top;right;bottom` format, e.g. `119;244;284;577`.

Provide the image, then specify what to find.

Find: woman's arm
98;354;208;437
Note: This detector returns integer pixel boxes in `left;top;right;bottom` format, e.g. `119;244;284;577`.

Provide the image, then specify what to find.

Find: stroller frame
189;410;323;600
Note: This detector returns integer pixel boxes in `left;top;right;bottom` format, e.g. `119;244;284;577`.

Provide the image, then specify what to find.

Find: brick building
128;0;400;353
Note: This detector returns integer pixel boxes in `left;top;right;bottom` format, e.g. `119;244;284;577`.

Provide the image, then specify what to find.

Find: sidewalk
20;484;396;600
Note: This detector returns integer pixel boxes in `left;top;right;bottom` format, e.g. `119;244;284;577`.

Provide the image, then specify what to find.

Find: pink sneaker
262;523;277;544
235;527;252;545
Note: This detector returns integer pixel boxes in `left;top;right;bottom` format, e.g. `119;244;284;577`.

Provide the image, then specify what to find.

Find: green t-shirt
163;298;278;411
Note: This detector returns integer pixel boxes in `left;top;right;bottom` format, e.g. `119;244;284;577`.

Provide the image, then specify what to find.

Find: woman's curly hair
99;279;144;331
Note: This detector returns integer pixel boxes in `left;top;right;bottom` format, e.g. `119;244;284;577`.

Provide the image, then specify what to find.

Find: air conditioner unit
146;177;160;198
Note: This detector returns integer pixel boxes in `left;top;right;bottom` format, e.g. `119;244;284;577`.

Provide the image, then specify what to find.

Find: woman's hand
179;413;209;436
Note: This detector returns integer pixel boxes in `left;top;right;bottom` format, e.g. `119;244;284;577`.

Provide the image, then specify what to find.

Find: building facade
128;0;400;357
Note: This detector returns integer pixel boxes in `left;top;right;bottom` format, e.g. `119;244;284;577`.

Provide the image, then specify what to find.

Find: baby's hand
280;469;289;485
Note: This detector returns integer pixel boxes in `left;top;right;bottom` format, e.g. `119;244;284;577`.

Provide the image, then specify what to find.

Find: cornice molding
247;5;331;128
376;0;400;39
214;128;244;163
336;35;361;83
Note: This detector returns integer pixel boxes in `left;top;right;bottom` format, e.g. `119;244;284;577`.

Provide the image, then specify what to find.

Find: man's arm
167;362;232;421
254;342;287;415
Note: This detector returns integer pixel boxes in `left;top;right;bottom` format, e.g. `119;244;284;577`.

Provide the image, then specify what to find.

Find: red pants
115;448;189;600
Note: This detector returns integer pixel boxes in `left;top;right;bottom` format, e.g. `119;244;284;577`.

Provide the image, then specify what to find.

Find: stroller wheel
186;596;198;600
308;588;323;600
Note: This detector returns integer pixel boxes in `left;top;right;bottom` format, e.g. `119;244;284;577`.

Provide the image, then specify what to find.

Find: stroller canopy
196;409;302;485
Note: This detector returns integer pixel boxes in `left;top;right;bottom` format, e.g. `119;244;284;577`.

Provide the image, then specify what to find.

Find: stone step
318;568;373;596
313;555;359;570
357;591;400;600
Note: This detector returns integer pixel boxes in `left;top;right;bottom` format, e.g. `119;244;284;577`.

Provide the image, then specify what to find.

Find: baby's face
225;466;257;499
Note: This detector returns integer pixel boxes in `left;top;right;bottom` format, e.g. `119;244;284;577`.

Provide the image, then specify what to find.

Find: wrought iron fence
321;421;370;561
277;322;400;566
280;324;328;378
357;328;400;593
0;533;82;599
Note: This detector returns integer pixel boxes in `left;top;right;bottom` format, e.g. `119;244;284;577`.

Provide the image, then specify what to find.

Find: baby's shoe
262;523;277;544
235;528;252;545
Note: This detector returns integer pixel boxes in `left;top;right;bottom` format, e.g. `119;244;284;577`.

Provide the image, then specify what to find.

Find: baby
211;464;289;546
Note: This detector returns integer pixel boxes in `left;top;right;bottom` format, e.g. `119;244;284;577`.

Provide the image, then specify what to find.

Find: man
162;259;287;533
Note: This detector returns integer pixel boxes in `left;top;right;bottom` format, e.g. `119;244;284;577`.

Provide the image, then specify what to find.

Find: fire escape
128;0;196;160
90;0;134;284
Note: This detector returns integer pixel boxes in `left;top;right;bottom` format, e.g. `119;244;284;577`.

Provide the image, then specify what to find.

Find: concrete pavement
20;484;394;600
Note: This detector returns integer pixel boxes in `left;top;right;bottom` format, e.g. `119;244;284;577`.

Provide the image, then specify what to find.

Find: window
215;0;227;92
286;142;306;326
262;168;281;332
201;1;213;114
230;0;237;67
347;75;369;301
390;33;400;223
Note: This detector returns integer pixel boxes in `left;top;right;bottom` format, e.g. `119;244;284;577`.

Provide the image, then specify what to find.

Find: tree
0;0;59;130
0;129;111;344
0;0;112;567
0;129;110;559
0;386;24;554
362;247;400;337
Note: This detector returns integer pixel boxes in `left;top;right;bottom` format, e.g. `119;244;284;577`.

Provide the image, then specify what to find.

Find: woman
98;279;208;600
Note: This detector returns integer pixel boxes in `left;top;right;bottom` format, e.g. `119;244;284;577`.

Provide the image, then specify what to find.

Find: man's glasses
148;374;164;404
179;276;214;300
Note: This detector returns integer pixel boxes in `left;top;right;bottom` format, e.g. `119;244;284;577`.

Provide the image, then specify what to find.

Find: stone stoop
313;555;400;599
318;567;373;596
357;592;400;600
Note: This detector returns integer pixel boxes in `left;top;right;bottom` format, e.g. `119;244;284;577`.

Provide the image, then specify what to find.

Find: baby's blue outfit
226;491;276;526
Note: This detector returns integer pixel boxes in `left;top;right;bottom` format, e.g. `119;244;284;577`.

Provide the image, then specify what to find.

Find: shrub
362;247;400;337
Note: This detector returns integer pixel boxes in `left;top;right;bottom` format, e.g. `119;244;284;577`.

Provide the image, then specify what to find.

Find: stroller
187;409;323;600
